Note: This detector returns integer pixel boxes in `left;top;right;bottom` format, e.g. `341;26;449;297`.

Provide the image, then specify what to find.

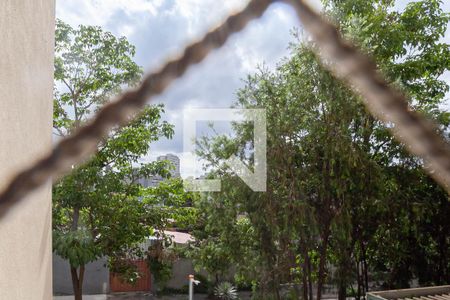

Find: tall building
157;153;180;178
137;154;180;188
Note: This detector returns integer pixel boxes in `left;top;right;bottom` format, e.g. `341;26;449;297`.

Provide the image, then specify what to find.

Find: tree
52;20;177;300
53;19;142;136
191;0;450;299
323;0;450;296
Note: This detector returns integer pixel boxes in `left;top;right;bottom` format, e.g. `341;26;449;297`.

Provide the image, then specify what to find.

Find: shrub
214;282;238;300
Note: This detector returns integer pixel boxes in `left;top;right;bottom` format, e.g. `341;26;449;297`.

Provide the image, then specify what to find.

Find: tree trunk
356;260;362;300
271;269;281;300
307;254;313;300
361;241;369;297
338;284;347;300
70;207;83;299
302;264;308;300
316;225;331;300
70;265;85;300
299;244;310;300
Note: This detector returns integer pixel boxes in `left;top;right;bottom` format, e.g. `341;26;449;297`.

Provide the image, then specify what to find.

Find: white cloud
235;45;262;72
55;0;316;169
166;0;246;36
57;0;449;174
56;0;163;27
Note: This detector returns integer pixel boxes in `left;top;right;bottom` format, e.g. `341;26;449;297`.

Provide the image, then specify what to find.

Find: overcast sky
56;0;450;178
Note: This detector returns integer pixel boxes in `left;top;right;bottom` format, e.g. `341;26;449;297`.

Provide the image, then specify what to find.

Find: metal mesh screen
0;0;449;218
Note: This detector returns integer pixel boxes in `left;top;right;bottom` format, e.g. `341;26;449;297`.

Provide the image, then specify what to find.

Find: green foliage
53;19;142;135
186;179;260;285
53;229;98;268
193;273;215;294
148;258;172;288
52;104;175;264
191;0;450;299
52;19;194;299
214;282;238;300
146;240;176;290
109;256;142;285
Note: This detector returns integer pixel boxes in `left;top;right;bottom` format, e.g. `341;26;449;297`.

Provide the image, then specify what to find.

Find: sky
56;0;450;178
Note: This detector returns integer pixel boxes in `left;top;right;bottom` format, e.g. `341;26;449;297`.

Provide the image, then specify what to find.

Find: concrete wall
53;254;110;295
0;0;54;299
166;258;198;290
165;258;220;290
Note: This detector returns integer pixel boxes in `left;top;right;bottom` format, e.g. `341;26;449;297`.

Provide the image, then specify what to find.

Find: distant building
137;154;180;188
157;153;180;178
136;175;163;188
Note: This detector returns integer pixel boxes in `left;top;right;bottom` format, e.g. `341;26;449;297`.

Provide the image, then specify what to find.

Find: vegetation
146;234;177;291
188;0;450;299
214;282;239;300
53;0;450;299
52;20;191;300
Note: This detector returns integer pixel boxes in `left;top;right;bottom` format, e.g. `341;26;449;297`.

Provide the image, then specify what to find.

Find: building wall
0;0;54;299
53;254;110;295
164;258;233;290
137;154;181;189
157;154;181;178
165;258;199;290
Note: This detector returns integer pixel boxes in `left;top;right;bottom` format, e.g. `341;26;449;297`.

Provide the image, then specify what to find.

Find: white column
0;0;55;299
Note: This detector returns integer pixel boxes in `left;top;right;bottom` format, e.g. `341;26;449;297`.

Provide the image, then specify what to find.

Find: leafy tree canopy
52;20;193;300
189;1;450;299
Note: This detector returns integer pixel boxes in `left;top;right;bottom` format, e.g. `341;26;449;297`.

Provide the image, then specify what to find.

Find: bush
214;282;238;300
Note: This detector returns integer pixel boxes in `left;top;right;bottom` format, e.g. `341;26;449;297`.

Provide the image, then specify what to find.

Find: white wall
53;254;110;295
0;0;55;299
